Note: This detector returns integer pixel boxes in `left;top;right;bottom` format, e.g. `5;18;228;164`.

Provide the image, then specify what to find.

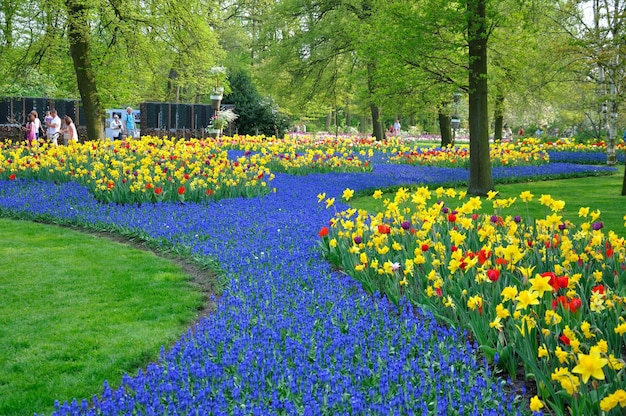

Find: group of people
23;106;137;147
24;109;78;147
109;107;137;140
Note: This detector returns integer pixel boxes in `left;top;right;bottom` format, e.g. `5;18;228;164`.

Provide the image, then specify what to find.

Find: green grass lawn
0;219;206;416
351;166;626;235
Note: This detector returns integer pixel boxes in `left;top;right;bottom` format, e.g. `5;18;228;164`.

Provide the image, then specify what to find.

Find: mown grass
0;219;205;416
351;166;626;235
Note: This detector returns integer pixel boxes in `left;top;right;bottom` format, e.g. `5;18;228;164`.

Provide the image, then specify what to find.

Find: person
123;107;136;138
30;110;43;141
60;116;78;145
517;126;524;138
393;119;401;136
110;114;123;140
46;109;61;146
622;130;626;142
44;111;52;140
24;113;36;147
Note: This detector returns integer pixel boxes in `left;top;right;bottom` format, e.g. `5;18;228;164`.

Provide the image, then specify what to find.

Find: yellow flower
529;395;544;412
486;190;499;200
608;354;624;370
600;394;619;412
544;310;562;325
325;197;335;208
317;192;326;203
467;295;483;311
539;194;553;206
595;339;608;353
489;316;503;330
529;273;552;296
495;303;510;319
551;367;580;395
614;322;626;335
590;209;601;221
515;290;540;310
501;286;518;302
443;295;455;308
592;269;603;282
554;347;569;364
572;349;608;383
590;292;606;313
578;206;590;217
517;265;535;283
372;190;383;199
538;345;549;359
342;188;355;201
329;239;337;248
520;190;534;202
580;321;595;339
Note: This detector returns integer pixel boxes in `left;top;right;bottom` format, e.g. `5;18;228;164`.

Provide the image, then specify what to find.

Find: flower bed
319;186;626;415
0;137;273;204
518;138;626;164
0;136;620;415
389;143;550;168
0;172;520;415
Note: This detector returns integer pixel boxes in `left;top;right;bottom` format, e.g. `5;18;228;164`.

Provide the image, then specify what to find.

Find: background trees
1;0;625;184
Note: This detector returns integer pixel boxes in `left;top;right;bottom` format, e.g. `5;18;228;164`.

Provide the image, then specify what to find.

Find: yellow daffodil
515;290;540;310
520;190;534;202
572;349;608;383
501;286;518;302
529;395;544;412
529;274;552;296
578;206;590;217
486;190;499;200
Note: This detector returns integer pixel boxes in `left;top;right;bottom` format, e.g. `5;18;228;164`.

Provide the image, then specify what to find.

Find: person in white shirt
60;116;78;145
110;114;123;140
46;109;62;146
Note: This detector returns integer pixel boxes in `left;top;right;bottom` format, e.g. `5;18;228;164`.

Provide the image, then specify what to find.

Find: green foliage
224;69;290;136
0;218;205;416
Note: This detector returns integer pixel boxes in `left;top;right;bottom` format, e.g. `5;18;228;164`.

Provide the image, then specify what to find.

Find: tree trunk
439;108;452;147
325;112;331;131
367;61;384;140
493;93;504;142
467;0;493;195
65;0;104;140
370;103;384;141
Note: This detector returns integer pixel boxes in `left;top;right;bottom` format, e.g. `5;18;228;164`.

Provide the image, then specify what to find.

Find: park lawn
350;165;626;235
0;218;206;416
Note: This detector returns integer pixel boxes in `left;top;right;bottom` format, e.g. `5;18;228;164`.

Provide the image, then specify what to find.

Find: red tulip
377;224;390;234
487;269;500;282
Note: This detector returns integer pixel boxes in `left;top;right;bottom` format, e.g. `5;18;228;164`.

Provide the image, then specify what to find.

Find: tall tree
65;0;104;139
467;0;493;194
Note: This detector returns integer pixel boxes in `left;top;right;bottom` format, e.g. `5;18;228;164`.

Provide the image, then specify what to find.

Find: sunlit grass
0;219;206;416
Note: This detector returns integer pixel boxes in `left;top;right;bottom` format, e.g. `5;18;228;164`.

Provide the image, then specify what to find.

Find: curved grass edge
0;216;223;416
